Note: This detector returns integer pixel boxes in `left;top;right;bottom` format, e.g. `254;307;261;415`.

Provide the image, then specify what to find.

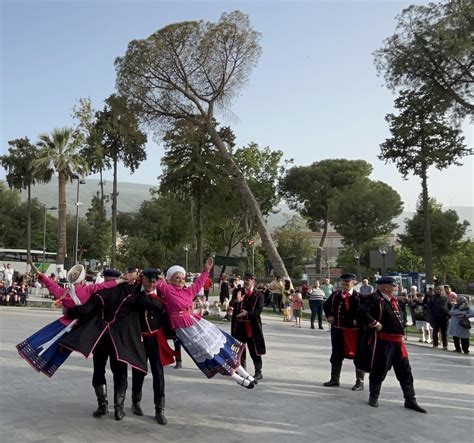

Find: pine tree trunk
315;217;329;275
195;193;204;270
206;123;288;279
26;183;32;270
57;170;68;265
421;169;434;284
111;156;118;268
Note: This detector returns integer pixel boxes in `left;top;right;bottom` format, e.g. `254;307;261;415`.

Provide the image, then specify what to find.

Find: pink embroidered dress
156;270;244;378
16;274;119;377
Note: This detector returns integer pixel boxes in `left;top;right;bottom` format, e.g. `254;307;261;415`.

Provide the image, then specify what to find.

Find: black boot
174;358;182;369
402;384;427;413
351;370;365;391
155;397;168;425
254;370;263;381
368;381;381;408
131;391;143;416
92;385;108;417
323;364;341;387
114;390;126;421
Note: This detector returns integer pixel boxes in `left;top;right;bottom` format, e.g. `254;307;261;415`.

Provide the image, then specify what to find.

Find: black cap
340;273;356;281
103;269;121;278
127;267;140;273
142;268;160;281
375;276;397;286
244;272;256;280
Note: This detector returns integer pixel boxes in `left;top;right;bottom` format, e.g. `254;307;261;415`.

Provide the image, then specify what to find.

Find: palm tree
35;128;88;265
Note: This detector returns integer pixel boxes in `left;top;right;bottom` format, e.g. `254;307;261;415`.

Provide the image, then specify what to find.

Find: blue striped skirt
176;318;244;379
16;319;72;377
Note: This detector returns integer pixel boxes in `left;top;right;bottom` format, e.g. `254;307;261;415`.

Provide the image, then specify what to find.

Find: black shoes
155;397;168;425
368;395;379;407
174;359;182;369
351;379;364;391
404;399;427;413
254;371;263;381
132;402;144;416
92;385;108;417
323;378;340;387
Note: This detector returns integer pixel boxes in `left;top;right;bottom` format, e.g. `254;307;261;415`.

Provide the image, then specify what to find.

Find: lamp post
184;244;189;273
379;247;387;277
72;175;86;264
42;206;58;271
354;249;361;281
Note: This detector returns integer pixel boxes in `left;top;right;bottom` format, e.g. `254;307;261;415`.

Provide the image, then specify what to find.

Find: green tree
400;200;470;283
115;11;289;278
1;138;52;267
280;159;372;274
85;192;112;268
331;179;403;279
379;88;470;284
35;128;88;265
160;121;234;269
395;246;423;274
90;94;147;267
374;0;474;115
273;216;314;280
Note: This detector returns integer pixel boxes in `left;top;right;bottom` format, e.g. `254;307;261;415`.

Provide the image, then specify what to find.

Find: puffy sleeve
39;274;66;300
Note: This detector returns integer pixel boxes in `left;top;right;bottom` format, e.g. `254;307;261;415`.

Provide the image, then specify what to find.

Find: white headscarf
67;265;86;285
166;265;186;281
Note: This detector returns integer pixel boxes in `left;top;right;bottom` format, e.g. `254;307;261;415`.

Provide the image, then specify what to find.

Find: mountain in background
18;178;473;236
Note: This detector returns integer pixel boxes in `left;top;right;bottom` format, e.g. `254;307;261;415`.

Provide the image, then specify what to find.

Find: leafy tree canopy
374;0;474;115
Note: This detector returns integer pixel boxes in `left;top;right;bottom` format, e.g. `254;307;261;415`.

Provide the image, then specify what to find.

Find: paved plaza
1;307;473;442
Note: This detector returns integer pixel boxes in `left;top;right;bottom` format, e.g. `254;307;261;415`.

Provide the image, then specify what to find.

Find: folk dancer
230;273;266;381
156;257;257;389
356;276;427;412
323;273;365;391
16;261;125;377
131;268;176;425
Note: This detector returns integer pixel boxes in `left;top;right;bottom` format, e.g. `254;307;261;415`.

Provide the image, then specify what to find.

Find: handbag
458;316;471;329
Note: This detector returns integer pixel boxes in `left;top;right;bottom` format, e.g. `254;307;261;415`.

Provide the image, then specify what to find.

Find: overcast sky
1;0;472;212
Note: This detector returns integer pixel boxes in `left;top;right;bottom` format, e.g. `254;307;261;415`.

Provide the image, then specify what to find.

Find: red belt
378;333;408;358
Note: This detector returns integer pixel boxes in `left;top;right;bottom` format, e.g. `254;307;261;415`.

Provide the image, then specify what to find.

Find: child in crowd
292;289;304;328
283;290;294;322
413;293;432;343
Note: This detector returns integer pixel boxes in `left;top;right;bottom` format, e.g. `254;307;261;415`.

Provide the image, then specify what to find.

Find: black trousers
234;325;262;372
92;333;128;393
432;316;449;347
453;336;470;353
132;335;165;402
369;340;414;398
273;294;282;312
309;300;323;327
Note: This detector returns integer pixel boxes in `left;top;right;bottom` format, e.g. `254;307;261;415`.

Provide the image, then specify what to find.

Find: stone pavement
0;307;473;443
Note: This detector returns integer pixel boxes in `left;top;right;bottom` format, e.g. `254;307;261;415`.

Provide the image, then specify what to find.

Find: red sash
342;328;358;358
378;332;408;359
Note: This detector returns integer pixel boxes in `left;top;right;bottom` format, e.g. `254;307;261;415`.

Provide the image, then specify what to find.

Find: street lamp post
354;249;361;281
379;247;387;277
184;244;189;273
72;175;86;265
42;206;57;271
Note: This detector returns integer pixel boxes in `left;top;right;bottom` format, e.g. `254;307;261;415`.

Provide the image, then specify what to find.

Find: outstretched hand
29;259;42;276
204;256;214;272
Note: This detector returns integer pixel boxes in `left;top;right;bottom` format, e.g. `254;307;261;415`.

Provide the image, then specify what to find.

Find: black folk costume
323;287;365;390
230;286;266;380
60;282;166;420
131;280;176;425
356;287;427;413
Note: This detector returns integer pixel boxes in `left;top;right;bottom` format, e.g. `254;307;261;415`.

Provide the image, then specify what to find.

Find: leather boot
131;391;144;416
155;396;168;425
323;364;341;387
368;381;381;407
92;385;108;417
174;358;182;369
254;370;263;381
402;384;427;413
114;390;126;421
351;369;365;391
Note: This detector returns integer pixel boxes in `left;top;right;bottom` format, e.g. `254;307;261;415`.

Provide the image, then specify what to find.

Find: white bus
0;248;58;275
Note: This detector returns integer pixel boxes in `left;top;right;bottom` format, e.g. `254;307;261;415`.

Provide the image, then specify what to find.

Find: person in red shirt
203;276;213;300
